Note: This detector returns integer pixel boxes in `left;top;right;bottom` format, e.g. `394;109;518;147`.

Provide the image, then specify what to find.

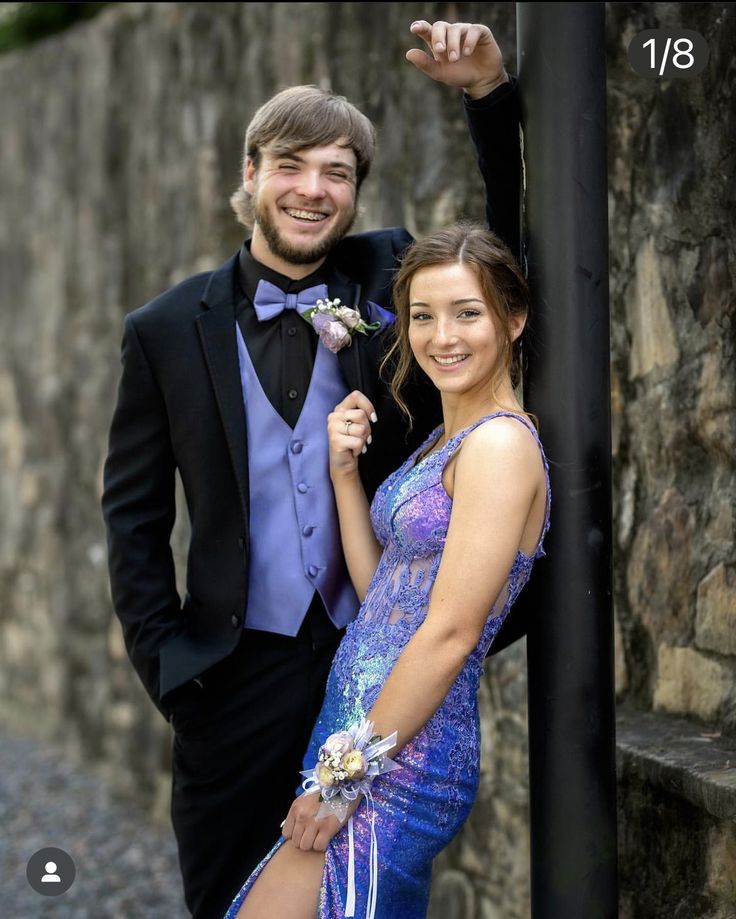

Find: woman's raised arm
328;390;383;601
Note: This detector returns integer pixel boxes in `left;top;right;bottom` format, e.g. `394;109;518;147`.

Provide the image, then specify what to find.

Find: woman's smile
430;353;471;369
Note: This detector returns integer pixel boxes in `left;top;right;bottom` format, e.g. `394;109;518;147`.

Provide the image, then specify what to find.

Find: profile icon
26;847;75;896
41;861;62;883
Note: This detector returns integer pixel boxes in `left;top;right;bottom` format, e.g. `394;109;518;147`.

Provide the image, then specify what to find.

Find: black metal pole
517;4;618;917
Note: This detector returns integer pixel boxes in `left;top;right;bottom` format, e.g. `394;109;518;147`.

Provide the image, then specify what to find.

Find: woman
225;223;550;919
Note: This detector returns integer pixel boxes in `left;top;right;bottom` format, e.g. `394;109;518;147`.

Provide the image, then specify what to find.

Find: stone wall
607;4;736;916
0;3;734;918
607;1;736;726
607;0;736;730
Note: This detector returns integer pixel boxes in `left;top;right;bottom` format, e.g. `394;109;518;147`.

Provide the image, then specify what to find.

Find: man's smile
282;207;329;222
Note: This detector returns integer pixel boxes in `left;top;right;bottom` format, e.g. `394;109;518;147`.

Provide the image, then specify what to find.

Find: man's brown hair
230;85;377;229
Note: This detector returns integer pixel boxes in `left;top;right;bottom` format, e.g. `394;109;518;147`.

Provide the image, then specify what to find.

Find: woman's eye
459;309;480;318
410;313;431;322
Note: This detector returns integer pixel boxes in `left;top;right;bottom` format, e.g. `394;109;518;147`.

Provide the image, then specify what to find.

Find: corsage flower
303;298;381;353
300;718;398;823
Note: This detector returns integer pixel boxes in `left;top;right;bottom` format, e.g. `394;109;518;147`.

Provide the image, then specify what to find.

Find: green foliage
0;2;115;54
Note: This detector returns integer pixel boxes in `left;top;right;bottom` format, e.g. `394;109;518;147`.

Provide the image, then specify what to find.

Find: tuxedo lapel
195;254;250;524
328;267;378;401
330;272;364;395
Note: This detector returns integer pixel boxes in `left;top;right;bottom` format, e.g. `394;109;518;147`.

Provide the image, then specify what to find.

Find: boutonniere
363;300;397;331
303;297;381;353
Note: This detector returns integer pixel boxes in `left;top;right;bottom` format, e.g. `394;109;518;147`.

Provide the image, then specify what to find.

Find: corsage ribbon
300;719;398;919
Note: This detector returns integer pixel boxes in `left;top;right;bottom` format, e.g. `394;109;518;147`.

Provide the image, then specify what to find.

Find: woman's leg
234;844;324;919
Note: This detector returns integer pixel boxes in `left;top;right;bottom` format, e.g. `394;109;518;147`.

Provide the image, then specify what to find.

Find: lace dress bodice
344;411;550;687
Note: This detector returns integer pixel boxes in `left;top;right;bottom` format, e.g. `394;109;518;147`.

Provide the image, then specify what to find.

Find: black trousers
169;601;341;919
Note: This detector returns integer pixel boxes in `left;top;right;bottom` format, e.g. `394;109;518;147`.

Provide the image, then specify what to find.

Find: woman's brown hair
382;222;534;427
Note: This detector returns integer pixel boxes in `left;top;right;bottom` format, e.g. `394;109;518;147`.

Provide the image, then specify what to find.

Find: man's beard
254;200;358;266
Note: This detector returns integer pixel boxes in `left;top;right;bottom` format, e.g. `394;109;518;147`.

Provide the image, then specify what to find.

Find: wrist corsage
300;719;398;919
303;298;381;354
301;718;398;822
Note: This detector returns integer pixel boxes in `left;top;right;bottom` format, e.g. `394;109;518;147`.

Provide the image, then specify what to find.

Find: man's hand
406;20;508;99
282;792;361;852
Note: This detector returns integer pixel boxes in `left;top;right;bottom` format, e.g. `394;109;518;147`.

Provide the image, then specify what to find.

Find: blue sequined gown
224;412;551;919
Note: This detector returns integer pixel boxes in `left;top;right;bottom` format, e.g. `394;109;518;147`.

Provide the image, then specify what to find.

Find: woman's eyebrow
409;297;485;307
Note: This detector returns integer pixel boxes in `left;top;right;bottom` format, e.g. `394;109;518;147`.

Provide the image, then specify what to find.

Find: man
101;19;521;919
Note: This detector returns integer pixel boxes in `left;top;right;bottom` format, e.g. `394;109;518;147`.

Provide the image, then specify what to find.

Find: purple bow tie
253;279;329;322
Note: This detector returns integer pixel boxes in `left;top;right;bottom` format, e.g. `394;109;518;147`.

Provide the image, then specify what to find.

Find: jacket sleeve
464;76;523;263
101;313;182;713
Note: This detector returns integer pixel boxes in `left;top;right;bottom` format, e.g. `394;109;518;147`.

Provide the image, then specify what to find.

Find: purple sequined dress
224;412;550;919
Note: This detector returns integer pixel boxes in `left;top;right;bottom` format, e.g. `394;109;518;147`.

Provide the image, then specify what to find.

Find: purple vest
235;324;359;634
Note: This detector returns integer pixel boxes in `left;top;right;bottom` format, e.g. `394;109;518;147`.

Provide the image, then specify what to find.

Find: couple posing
101;19;550;919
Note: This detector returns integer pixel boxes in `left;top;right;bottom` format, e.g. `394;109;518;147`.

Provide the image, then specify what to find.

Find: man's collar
238;239;330;302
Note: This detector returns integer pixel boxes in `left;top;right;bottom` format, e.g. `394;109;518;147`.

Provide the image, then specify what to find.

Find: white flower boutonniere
303;298;381;353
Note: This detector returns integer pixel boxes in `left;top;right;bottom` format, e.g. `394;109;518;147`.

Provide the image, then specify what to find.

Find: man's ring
344;420;353;435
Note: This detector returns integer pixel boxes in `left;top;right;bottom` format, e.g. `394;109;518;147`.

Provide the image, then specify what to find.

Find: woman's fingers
334;390;377;423
283;796;339;851
282;795;312;842
328;416;369;456
314;817;341;851
297;819;319;851
334;414;368;440
329;391;377;462
288;802;309;849
282;807;295;840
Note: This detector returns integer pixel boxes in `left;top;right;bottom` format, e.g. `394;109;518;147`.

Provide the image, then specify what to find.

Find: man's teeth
285;209;327;221
433;355;468;365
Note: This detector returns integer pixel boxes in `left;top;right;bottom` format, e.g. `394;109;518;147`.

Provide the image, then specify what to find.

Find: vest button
287;326;297;337
307;565;318;578
291;441;303;454
288;388;298;400
297;483;308;494
302;526;314;537
231;615;241;629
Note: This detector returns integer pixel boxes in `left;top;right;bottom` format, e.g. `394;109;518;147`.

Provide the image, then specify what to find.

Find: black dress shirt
235;241;329;429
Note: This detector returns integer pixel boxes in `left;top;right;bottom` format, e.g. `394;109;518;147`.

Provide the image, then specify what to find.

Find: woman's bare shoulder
458;415;542;473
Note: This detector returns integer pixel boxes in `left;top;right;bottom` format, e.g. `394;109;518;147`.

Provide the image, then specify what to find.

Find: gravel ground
0;725;188;919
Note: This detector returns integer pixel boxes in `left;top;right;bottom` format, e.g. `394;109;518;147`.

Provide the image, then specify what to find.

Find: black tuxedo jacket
101;82;523;718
